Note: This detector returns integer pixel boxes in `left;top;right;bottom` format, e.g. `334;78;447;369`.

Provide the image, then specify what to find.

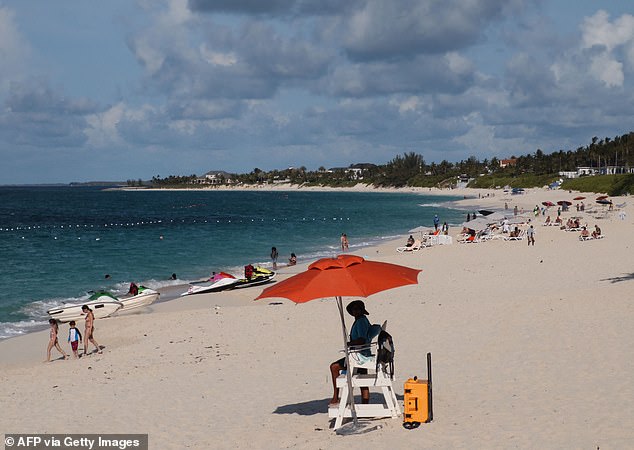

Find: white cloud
0;6;31;91
445;52;473;76
165;0;193;26
581;10;634;52
391;96;421;114
453;112;529;156
85;103;126;147
200;44;237;67
589;52;624;88
580;11;634;87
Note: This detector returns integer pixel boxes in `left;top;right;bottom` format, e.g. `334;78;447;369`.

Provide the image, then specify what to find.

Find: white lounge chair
580;234;604;241
504;230;525;241
397;240;423;252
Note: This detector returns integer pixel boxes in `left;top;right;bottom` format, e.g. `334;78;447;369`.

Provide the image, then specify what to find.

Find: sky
1;0;634;184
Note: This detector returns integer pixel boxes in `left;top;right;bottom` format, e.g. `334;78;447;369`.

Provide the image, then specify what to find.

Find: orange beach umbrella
257;254;421;303
256;254;421;429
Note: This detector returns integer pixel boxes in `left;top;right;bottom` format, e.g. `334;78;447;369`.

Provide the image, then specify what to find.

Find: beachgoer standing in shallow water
270;247;279;270
46;319;68;362
81;305;102;355
341;233;349;252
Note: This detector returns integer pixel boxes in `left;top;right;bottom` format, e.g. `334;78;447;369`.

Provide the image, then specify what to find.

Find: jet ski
233;265;276;289
182;272;239;296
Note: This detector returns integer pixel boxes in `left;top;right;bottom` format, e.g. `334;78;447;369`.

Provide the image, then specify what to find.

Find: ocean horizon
0;186;467;339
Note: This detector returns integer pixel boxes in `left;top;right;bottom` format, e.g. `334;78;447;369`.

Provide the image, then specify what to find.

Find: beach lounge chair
328;321;400;430
397;240;423;252
481;231;504;241
579;234;605;241
504;230;525;241
458;233;478;243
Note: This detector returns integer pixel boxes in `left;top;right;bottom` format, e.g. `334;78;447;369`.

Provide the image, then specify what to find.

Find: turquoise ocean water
0;186;465;339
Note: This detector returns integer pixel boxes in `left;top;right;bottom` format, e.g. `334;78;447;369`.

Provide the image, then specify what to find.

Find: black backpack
376;329;395;379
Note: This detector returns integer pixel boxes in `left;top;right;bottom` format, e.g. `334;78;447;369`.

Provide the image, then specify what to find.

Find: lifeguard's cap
346;300;369;316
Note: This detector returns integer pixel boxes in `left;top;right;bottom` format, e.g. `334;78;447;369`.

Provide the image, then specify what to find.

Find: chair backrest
367;323;382;342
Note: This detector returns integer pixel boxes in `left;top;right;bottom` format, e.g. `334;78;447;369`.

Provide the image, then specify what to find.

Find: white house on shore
194;170;235;185
559;166;634;178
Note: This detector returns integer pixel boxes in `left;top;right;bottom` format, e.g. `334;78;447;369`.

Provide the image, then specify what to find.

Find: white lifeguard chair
328;321;401;430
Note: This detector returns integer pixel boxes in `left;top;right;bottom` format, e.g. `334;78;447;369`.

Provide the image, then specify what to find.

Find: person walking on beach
46;319;68;362
433;214;440;231
270;247;279;270
341;233;349;252
81;305;102;355
67;320;82;359
527;225;535;246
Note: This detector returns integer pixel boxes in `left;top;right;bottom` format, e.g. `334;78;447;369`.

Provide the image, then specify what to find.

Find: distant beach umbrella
461;217;490;230
573;196;586;201
484;212;506;222
596;199;612;205
557;200;572;206
596;195;609;200
408;226;434;234
507;215;531;225
542;201;555;207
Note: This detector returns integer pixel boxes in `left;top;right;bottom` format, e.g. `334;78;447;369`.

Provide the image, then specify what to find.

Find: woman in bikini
81;305;102;355
46;319;68;362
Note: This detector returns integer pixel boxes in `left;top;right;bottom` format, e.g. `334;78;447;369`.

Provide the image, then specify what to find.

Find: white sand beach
1;188;633;449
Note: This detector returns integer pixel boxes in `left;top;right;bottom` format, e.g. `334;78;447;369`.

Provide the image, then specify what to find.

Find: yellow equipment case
403;352;433;429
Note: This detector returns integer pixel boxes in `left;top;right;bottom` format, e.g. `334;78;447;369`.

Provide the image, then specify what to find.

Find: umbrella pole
336;296;358;427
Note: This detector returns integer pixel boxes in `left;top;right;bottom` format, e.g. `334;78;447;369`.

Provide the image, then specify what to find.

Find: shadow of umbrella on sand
255;254;421;433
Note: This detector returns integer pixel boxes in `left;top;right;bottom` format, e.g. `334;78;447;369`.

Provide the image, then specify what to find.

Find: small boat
234;266;276;289
114;286;160;313
182;272;239;296
47;297;123;323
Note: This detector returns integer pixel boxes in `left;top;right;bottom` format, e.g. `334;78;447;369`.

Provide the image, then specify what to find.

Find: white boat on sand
47;286;159;322
101;287;160;313
47;299;123;323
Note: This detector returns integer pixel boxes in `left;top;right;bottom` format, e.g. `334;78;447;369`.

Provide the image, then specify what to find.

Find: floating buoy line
0;217;352;234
